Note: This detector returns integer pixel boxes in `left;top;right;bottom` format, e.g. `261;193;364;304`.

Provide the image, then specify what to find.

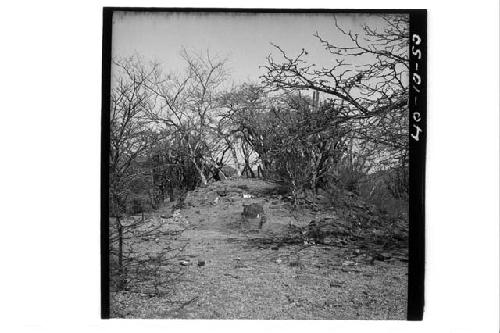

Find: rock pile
306;217;352;245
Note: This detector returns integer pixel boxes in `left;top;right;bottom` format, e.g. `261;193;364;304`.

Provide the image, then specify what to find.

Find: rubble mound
306;217;352;245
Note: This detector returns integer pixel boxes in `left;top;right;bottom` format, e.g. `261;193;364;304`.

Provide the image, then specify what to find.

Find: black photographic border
101;7;426;320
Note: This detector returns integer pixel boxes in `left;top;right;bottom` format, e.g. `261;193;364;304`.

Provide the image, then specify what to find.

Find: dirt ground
110;178;408;319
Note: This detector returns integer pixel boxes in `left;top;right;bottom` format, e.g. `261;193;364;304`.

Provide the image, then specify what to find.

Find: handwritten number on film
411;34;422;142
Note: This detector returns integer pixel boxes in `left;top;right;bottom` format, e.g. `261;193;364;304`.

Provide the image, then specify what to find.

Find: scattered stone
197;259;206;267
306;218;352;245
276;259;282;264
322;237;334;245
377;252;392;261
216;190;228;197
242;193;253;199
223;273;239;279
382;252;392;258
179;260;191;266
155;238;160;243
235;262;247;269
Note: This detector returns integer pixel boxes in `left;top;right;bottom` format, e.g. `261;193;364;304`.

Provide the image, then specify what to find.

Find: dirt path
112;178;407;319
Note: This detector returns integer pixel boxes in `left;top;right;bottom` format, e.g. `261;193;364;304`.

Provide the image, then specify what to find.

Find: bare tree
261;15;409;171
110;56;162;216
144;49;229;185
110;56;194;294
109;56;161;288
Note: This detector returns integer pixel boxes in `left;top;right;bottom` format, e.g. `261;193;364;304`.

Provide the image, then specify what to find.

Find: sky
112;12;396;86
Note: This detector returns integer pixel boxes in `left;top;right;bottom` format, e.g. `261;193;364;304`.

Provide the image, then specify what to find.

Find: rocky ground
110;178;408;319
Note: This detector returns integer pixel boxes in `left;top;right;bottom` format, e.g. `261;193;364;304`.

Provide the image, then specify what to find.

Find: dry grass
110;178;407;319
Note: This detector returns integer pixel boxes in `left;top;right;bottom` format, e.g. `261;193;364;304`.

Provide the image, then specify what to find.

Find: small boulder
380;252;392;260
374;252;392;261
216;190;228;197
197;259;206;267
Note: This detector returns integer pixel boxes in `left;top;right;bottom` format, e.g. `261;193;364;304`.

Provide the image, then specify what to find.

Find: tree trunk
193;160;207;186
291;180;298;208
311;171;317;203
245;159;255;178
230;145;241;177
241;164;248;177
116;216;125;290
168;186;175;202
349;134;354;172
261;157;271;179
